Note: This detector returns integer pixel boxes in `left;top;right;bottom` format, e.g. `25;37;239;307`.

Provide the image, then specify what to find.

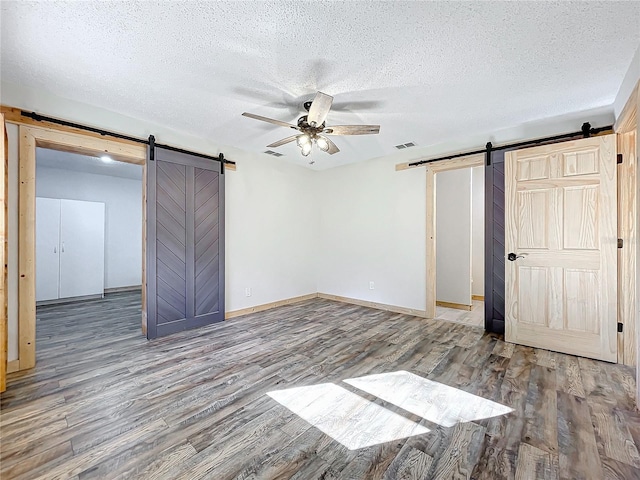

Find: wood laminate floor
1;292;639;480
435;301;484;327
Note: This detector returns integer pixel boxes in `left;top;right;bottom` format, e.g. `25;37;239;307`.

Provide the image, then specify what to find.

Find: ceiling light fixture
316;136;330;152
100;155;113;163
296;134;311;147
301;142;312;156
243;91;381;162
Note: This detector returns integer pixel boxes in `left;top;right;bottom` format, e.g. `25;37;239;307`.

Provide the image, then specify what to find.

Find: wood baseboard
7;359;20;374
225;293;318;320
318;293;428;318
36;293;103;307
436;301;472;311
104;285;142;294
472;295;485;301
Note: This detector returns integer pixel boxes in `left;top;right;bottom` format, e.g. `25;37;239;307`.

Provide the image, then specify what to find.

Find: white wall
614;43;640;119
36;164;142;289
225;156;318;311
316;156;426;311
471;166;485;297
436;169;472;306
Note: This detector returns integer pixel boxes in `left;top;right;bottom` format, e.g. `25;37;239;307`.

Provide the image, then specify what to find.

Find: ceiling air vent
263;150;284;157
395;142;417;150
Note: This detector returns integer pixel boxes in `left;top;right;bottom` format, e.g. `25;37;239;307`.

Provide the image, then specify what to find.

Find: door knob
507;252;525;261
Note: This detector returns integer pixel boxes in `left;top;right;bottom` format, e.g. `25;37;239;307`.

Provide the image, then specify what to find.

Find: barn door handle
507;252;525;261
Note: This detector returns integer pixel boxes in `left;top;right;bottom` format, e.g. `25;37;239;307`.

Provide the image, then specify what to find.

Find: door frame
425;153;485;318
1;114;7;392
614;79;639;368
13;121;147;370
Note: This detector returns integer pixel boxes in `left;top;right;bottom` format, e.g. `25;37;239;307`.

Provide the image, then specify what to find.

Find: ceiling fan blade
325;137;340;155
242;112;299;129
266;135;298;148
324;125;380;135
307;92;333;127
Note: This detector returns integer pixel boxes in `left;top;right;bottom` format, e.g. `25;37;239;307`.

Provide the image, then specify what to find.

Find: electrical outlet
369;281;375;290
245;287;252;297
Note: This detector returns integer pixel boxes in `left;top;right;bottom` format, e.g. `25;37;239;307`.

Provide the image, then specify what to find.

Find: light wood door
505;135;617;362
36;198;61;301
58;199;105;299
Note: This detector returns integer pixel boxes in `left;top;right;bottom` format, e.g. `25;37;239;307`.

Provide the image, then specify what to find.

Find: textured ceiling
2;1;640;169
37;148;142;180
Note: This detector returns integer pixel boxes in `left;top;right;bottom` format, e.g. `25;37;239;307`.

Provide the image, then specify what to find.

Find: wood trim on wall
225;293;318;319
7;359;19;374
1;106;236;172
1;114;7;393
1;106;143;148
436;301;472;311
18;126;36;370
425;154;485;319
226;293;433;321
617;129;637;366
317;293;428;318
14;123;147;371
615;79;639;368
395;148;485;171
472;295;484;301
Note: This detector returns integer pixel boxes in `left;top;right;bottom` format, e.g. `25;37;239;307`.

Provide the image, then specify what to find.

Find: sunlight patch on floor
344;370;513;427
267;383;430;450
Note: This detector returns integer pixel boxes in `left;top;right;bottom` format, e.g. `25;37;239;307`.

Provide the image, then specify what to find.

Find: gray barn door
146;146;224;339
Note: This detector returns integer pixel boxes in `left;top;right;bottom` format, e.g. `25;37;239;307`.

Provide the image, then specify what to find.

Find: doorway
13;124;147;371
34;147;143;360
434;165;484;327
425;153;484;321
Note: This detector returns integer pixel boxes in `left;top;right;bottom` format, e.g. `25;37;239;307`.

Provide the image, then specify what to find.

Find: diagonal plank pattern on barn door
194;168;220;316
147;145;225;339
156;161;187;324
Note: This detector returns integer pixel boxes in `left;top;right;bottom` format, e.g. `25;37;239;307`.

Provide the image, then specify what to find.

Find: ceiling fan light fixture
301;143;312;156
316;136;330;152
242;90;380;161
297;134;311;147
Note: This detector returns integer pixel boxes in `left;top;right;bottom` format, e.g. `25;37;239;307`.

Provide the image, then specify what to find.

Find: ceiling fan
242;92;380;159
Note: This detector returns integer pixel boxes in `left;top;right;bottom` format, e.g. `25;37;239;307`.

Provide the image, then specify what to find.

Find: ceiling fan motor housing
297;115;325;132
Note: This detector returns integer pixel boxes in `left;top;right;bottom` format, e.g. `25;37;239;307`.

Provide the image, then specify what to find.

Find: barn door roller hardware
485;142;493;166
408;122;613;168
18;109;235;167
149;135;155;161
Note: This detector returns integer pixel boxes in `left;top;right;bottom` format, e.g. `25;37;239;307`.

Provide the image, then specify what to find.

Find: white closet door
59;199;105;299
36;197;61;302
